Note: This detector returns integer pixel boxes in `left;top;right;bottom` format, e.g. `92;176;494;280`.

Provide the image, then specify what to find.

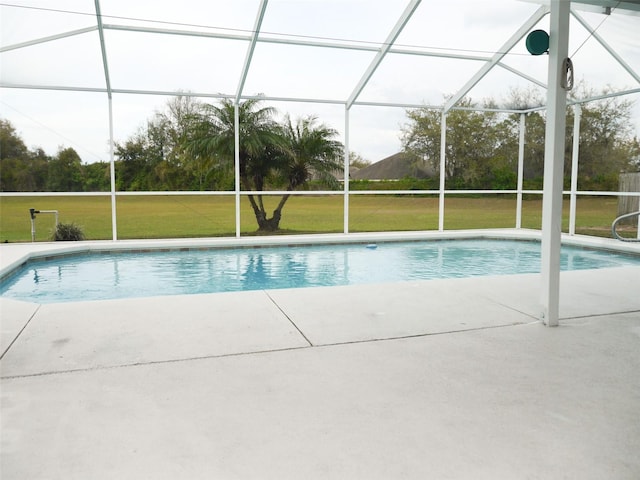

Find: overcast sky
1;0;639;165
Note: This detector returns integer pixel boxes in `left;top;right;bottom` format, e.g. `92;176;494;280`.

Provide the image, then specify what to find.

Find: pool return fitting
29;208;59;242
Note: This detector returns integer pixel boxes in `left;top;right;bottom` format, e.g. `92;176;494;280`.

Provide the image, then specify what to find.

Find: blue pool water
1;239;639;304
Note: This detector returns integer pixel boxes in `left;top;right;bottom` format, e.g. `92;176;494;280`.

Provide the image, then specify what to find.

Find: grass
0;194;625;243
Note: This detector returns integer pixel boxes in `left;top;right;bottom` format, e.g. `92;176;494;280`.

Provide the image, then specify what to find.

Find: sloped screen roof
1;0;639;163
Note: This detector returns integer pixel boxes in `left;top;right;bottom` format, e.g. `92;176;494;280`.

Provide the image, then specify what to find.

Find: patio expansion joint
263;290;313;347
560;308;640;322
309;319;542;349
0;319;542;381
485;297;540;322
0;344;313;381
0;303;41;361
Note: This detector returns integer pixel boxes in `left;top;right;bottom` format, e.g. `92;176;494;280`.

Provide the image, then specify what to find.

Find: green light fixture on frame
526;29;550;55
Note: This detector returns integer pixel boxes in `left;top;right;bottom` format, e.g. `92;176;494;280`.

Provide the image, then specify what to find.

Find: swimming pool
2;238;639;304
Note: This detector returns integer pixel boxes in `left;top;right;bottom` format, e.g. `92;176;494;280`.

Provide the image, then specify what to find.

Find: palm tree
188;98;285;230
189;99;344;232
265;115;344;230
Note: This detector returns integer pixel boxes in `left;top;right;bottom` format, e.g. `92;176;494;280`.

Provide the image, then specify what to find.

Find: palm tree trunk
247;194;268;228
273;193;290;218
257;193;290;231
241;175;269;229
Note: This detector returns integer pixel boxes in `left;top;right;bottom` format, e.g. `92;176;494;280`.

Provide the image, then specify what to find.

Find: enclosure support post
438;112;447;232
516;113;526;229
569;104;581;235
234;103;241;238
108;97;117;241
344;106;350;234
95;0;117;240
540;0;570;327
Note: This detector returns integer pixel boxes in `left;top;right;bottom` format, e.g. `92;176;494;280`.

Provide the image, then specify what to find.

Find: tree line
2;84;638;220
1;97;345;231
401;85;639;191
0;119;111;192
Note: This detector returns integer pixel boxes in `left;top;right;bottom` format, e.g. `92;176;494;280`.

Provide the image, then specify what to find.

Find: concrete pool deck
1;230;639;479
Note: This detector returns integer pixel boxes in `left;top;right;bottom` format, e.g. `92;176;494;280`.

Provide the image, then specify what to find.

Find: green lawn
0;194;622;242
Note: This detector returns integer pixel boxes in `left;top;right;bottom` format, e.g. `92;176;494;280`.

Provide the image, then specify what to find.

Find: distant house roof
352;152;435;180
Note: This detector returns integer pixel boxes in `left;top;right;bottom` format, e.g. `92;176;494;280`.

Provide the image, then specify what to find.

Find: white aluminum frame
1;0;639;327
540;0;571;327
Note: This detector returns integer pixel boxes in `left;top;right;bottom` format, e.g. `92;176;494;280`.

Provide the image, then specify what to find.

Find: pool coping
2;228;639;283
2;230;640;479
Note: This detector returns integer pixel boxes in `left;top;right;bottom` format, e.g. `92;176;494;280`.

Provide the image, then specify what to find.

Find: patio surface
1;233;639;479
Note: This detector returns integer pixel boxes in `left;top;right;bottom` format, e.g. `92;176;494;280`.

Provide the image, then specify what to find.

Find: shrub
51;222;86;241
